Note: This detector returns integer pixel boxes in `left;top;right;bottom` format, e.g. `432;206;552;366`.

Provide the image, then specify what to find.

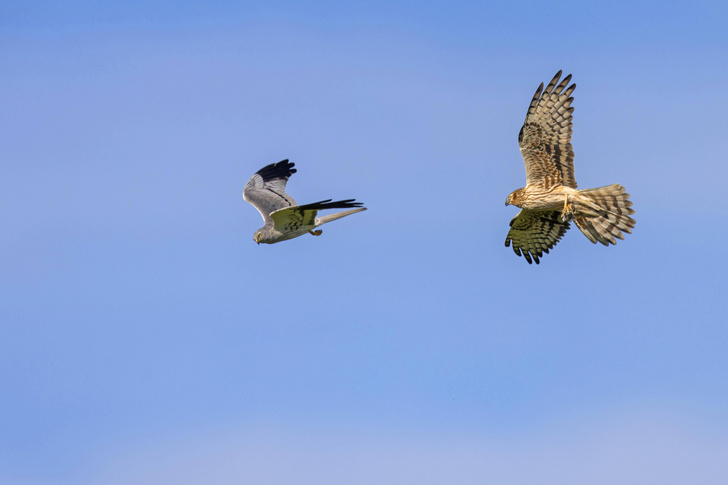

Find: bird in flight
504;71;636;264
243;159;366;244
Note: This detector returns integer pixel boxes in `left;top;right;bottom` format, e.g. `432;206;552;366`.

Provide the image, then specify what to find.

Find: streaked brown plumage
505;71;635;264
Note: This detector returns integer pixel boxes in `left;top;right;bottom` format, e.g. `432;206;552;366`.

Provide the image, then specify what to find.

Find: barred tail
574;184;635;246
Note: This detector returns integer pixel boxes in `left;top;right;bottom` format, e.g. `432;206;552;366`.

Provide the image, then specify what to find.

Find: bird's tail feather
574;184;635;246
315;207;367;226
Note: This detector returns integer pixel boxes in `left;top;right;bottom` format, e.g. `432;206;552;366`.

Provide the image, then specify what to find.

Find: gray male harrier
243;159;366;244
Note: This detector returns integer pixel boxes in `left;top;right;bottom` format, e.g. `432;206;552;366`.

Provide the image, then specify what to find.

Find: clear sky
2;1;728;483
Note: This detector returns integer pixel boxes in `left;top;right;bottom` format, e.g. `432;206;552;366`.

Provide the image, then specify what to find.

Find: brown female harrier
505;71;636;264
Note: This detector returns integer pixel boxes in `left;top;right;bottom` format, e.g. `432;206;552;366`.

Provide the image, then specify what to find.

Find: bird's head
505;189;523;207
254;231;263;245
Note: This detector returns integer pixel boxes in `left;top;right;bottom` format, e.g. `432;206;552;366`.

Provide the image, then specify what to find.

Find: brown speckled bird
505;71;636;264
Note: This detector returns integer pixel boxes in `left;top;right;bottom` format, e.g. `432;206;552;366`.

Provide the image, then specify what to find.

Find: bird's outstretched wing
270;199;364;233
505;209;570;264
243;159;298;223
518;71;577;189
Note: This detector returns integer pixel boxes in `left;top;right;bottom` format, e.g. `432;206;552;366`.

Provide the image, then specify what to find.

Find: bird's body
507;185;579;211
504;71;635;264
243;160;366;244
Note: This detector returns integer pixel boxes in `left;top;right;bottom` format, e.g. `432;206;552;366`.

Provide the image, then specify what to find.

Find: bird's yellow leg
309;229;323;236
561;195;574;221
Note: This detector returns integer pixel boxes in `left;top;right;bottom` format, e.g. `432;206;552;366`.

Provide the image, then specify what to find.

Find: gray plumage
243;159;366;244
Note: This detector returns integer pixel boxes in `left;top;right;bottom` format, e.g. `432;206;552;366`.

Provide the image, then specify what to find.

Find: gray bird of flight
243;159;366;244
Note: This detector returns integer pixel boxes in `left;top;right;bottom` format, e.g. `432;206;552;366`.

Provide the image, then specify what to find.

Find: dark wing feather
505;209;570;264
518;71;577;189
292;199;363;212
243;159;298;222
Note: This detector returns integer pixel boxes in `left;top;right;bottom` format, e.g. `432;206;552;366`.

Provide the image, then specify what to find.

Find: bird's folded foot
309;229;323;236
560;201;575;222
561;196;574;222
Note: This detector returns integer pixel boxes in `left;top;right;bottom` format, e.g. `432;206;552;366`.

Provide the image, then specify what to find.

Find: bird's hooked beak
505;194;512;206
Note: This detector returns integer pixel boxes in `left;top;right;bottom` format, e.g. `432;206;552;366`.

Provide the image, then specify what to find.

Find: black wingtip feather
295;199;365;211
255;159;297;181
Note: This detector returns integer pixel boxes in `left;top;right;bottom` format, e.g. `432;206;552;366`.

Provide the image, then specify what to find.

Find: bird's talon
309;230;323;236
560;203;575;222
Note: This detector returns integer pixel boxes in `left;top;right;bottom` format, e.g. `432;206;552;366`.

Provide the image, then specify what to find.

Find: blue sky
2;1;728;483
